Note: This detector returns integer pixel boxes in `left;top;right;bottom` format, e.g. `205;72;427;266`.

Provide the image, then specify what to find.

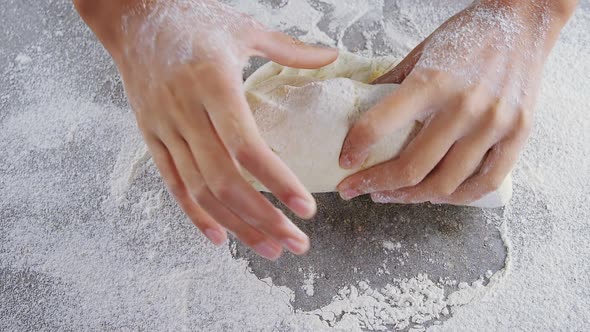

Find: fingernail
281;216;310;254
281;238;310;255
288;196;316;218
341;155;353;169
339;189;360;200
204;229;226;246
253;241;281;261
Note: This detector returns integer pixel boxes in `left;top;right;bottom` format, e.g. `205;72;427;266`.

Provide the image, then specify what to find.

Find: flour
244;52;513;208
15;53;33;65
382;240;402;252
301;268;319;297
304;271;506;331
123;0;260;71
414;1;553;106
1;0;589;331
110;131;150;205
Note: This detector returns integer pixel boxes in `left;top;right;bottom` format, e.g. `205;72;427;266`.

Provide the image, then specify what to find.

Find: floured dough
244;52;512;208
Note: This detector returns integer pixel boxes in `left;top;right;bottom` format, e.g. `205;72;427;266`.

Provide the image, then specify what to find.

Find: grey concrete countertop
2;1;588;331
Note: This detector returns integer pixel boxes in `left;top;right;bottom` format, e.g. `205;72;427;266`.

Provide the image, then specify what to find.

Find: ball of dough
244;52;512;208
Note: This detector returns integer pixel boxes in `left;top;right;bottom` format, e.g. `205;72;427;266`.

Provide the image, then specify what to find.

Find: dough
244;52;512;208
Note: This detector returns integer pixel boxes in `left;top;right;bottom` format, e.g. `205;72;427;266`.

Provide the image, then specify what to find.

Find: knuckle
240;234;268;250
486;105;510;129
481;176;503;194
189;185;209;204
223;118;253;149
166;181;185;198
357;116;375;134
487;103;502;121
234;141;257;166
425;69;446;82
230;228;253;245
135;115;150;132
399;163;424;187
435;183;456;197
454;93;479;119
411;70;431;85
515;110;533;133
354;117;379;145
188;215;206;229
193;61;220;77
211;181;236;202
281;51;298;68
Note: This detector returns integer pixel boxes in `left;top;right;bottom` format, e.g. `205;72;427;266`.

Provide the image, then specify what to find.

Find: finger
445;113;531;205
343;37;511;171
339;75;436;170
253;30;338;69
159;132;285;260
167;91;311;255
194;71;317;219
338;93;481;199
372;103;513;203
373;138;492;204
188;183;285;261
369;132;493;204
144;135;228;246
373;39;427;84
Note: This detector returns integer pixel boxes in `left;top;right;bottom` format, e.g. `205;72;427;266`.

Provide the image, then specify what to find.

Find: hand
74;0;338;260
337;0;576;206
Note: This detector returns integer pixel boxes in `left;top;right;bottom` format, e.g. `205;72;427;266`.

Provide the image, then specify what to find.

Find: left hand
74;0;338;260
337;0;576;206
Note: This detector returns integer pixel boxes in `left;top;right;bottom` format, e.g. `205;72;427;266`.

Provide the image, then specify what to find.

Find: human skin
338;0;578;206
73;0;577;259
73;0;338;260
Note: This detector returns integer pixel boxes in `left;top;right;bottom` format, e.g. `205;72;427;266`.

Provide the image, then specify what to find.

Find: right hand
75;0;338;260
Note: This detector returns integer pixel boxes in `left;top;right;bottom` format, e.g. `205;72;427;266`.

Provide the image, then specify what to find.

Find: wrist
477;0;576;52
490;0;577;25
73;0;147;59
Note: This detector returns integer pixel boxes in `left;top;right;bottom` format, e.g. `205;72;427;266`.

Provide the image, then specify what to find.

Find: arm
338;0;577;205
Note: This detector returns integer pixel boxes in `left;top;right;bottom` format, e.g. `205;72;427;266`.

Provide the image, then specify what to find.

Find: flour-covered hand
338;0;576;206
74;0;338;260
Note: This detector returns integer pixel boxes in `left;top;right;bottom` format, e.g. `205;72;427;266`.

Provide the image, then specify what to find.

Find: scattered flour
289;268;507;331
383;240;402;252
123;0;262;71
1;0;589;331
15;53;32;65
110;132;150;206
301;268;319;297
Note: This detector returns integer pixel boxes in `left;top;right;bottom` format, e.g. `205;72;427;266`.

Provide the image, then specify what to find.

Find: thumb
253;30;338;69
373;39;426;85
339;80;432;170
